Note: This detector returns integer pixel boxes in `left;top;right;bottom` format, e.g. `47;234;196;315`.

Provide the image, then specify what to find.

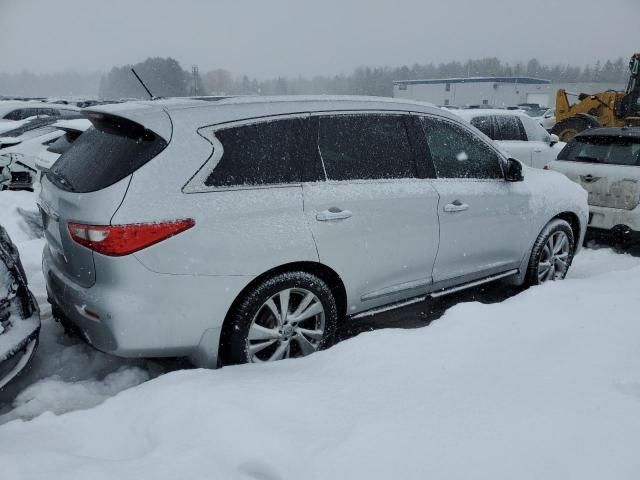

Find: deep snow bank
1;249;640;479
0;192;159;421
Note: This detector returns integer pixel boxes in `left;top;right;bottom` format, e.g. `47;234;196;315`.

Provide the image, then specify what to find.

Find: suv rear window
557;136;640;166
47;115;167;193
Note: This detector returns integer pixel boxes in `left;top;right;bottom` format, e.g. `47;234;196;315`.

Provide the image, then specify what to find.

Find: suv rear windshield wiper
46;169;75;192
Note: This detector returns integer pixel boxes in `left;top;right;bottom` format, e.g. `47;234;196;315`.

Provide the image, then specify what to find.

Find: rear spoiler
82;103;172;142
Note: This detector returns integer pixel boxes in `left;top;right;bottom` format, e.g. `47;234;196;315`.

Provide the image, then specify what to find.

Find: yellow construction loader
551;53;640;141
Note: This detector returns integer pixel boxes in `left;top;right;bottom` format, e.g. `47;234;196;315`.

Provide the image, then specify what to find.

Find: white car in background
0;101;80;135
455;109;565;169
0;125;67;190
539;108;556;131
34;119;92;175
547;127;640;246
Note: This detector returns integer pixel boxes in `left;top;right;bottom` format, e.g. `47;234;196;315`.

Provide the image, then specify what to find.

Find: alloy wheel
537;230;570;283
246;287;326;363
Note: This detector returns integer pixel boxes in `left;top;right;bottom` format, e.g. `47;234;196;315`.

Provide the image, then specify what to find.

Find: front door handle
443;200;469;213
316;207;353;221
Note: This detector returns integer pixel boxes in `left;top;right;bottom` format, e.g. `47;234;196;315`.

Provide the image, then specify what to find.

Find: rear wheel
525;219;575;286
223;272;338;365
550;117;592;142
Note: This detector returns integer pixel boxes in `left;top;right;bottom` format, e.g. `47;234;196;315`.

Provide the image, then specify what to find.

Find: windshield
558;135;640;165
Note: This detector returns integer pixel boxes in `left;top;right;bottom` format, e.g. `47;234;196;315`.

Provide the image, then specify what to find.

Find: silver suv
39;96;588;367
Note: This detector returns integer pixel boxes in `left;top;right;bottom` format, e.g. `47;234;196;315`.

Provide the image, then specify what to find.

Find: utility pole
191;64;202;96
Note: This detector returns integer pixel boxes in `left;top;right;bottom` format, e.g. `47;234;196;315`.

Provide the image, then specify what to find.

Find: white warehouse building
393;77;552;108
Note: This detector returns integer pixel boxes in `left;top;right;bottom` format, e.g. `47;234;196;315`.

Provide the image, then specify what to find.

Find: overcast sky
0;0;637;78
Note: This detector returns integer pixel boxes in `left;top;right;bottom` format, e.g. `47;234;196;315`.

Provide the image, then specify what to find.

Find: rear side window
557;136;640;166
420;117;504;179
493;115;526;141
318;114;415;181
205;118;308;187
47;116;167;193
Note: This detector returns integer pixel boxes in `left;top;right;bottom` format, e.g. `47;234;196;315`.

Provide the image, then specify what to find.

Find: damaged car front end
0;225;40;390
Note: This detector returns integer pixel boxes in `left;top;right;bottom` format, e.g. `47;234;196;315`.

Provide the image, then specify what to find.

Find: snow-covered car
41;96;588;368
539;108;556;131
456;109;565;169
34;119;92;176
547;127;640;246
0;225;40;390
0;101;80;123
0;124;69;190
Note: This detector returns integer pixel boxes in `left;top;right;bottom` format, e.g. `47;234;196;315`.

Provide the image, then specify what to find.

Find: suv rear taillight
68;219;195;256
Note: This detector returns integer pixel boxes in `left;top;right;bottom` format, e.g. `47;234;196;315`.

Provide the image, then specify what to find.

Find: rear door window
420;116;504;179
205;117;309;187
317;114;416;180
470;116;494;138
494;115;526;141
47;117;167;193
558;136;640;166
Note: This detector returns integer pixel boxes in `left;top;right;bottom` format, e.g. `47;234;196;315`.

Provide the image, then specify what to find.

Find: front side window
317;114;415;181
519;115;551;142
420;117;504;179
493;115;525;141
205;118;308;187
557;136;640;166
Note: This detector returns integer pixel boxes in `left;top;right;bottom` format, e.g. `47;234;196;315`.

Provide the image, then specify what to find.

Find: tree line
0;56;631;99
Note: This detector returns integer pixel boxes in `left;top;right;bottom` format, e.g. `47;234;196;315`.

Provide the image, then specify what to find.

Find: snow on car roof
85;95;454;140
52;118;92;132
455;108;531;120
574;126;640;140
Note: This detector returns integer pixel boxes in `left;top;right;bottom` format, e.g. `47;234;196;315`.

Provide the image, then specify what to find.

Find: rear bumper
43;245;251;365
587;204;640;232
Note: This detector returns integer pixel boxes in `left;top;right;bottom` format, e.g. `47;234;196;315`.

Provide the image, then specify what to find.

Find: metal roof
393;77;551;86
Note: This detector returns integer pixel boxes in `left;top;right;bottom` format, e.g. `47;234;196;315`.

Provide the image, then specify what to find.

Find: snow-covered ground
1;190;640;479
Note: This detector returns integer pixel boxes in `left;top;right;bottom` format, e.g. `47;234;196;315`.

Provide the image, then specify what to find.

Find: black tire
524;219;575;286
550;117;592;142
222;271;338;365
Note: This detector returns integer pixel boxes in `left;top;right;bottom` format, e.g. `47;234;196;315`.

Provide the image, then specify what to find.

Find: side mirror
505;158;524;182
549;134;559;146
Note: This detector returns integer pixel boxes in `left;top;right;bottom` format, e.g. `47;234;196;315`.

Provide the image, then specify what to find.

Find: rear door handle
316;207;353;221
443;200;469;213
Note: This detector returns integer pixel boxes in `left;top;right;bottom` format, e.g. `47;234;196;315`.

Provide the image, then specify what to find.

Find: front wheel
525;219;575;286
222;271;338;365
